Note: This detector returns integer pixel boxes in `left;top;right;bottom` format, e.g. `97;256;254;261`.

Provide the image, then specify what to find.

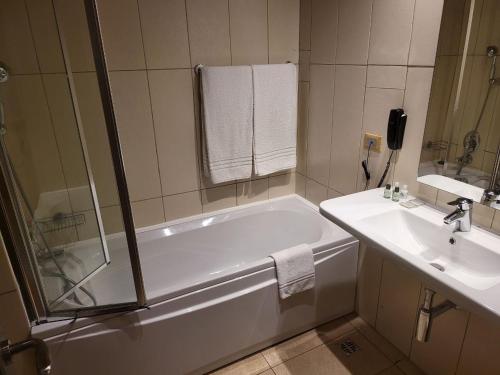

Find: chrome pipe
415;288;456;343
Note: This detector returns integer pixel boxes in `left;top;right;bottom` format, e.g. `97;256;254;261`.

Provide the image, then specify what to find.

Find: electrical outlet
364;133;382;152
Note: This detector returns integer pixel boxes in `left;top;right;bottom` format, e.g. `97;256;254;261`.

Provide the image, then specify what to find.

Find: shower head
487;46;498;57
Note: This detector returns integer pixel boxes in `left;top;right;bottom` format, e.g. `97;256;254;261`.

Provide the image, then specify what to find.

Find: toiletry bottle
392;182;400;202
401;184;408;199
384;184;392;199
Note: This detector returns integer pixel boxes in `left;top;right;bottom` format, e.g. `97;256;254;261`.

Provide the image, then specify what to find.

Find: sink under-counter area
320;188;500;322
318;188;500;374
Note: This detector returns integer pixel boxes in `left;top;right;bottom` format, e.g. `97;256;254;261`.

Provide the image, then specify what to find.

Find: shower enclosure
0;0;145;324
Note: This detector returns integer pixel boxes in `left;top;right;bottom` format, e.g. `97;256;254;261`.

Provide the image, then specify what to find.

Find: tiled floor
210;314;426;375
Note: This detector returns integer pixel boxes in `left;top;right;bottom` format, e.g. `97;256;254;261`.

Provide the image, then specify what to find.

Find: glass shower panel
0;0;139;315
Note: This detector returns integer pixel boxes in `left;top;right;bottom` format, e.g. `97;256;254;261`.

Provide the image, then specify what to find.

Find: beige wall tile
435;189;457;210
471;0;500;56
109;71;162;201
299;0;312;51
202;184;237;212
98;0;145;71
75;210;100;241
305;178;327;206
327;188;342;199
101;205;124;234
0;0;39;74
163;191;202;221
456;314;500;375
269;173;296;198
229;0;268;65
25;0;65;73
0;290;30;342
436;0;467;56
329;65;366;194
367;66;408;90
237;178;269;205
0;237;17;295
73;73;119;207
410;290;469;375
138;0;191;69
376;259;421;356
53;0;95;72
148;69;199;196
307;65;334;186
299;51;311;82
395;68;433;193
471;203;495;229
359;88;404;189
297;82;309;175
268;0;300;63
3;76;67;208
336;0;373;65
310;0;338;64
416;182;438;204
186;0;231;67
492;210;500;233
42;74;88;190
408;0;444;66
368;0;415;65
131;198;165;228
356;245;383;326
295;173;307;197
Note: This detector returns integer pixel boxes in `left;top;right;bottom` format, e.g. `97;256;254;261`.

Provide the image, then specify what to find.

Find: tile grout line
135;0;166;222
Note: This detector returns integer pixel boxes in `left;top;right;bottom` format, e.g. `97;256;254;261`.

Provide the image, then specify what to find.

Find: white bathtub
33;195;358;375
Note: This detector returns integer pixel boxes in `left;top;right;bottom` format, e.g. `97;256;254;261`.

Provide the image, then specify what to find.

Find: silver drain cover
430;262;445;272
340;339;360;356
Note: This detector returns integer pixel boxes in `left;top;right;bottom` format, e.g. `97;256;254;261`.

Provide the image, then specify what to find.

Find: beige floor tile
273;331;392;375
315;317;356;344
210;353;270;375
396;360;426;375
348;316;405;363
262;330;323;367
379;366;406;375
262;317;355;367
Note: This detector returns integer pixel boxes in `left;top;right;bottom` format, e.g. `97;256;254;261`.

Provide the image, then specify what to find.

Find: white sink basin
320;188;500;320
359;210;500;290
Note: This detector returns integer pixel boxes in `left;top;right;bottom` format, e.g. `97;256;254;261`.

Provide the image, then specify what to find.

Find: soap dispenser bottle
384;184;392;199
392;182;400;202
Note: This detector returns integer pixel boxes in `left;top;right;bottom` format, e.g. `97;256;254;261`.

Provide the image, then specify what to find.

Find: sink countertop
320;188;500;321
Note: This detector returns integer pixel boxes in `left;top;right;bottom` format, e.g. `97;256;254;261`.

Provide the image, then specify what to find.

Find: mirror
418;0;500;209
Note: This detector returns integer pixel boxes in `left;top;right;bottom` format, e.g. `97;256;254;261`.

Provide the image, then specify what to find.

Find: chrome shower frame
0;0;146;323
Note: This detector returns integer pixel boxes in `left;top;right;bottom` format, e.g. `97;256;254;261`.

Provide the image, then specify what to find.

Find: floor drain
340;339;360;356
430;262;445;272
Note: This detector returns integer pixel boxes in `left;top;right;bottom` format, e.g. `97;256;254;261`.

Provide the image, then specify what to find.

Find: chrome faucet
443;197;473;232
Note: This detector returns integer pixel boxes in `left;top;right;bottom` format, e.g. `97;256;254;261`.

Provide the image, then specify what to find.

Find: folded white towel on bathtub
270;244;315;299
252;63;298;176
200;65;254;183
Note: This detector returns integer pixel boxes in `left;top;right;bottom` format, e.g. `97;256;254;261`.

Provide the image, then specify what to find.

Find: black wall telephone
375;108;408;188
387;108;407;150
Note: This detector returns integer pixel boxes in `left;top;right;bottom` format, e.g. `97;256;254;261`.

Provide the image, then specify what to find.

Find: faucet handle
447;197;473;210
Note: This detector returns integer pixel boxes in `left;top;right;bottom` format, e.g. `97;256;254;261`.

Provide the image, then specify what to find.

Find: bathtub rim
32;194;356;337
